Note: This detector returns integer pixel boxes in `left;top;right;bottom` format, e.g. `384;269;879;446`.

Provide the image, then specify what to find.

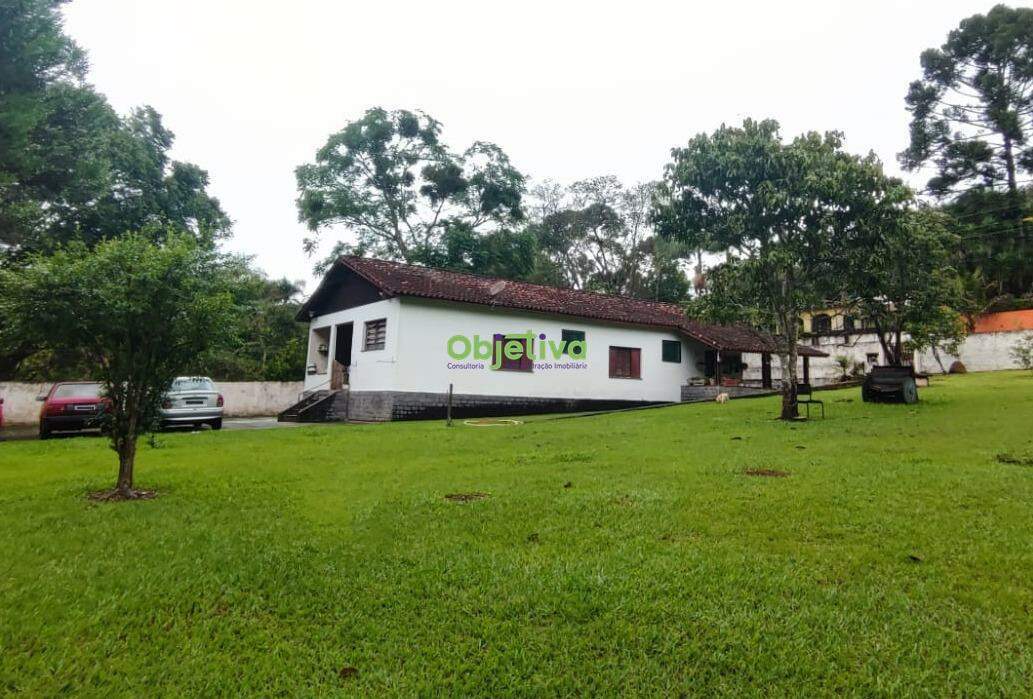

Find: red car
38;382;110;439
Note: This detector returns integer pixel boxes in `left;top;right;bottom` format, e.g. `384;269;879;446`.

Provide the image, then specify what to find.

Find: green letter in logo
472;334;493;361
447;335;471;359
567;340;587;359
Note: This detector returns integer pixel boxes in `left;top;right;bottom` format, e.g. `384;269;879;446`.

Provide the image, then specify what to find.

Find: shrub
1011;333;1033;371
949;360;968;374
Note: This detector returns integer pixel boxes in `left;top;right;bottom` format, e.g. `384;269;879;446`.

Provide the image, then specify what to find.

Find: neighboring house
284;257;825;422
787;305;1033;382
785;306;888;384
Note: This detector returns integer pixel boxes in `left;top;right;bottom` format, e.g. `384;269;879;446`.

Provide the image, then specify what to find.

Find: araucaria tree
653;119;908;419
901;4;1033;294
0;234;236;499
295;108;525;264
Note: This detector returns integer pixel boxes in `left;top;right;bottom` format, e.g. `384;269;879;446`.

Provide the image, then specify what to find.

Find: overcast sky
62;0;1022;289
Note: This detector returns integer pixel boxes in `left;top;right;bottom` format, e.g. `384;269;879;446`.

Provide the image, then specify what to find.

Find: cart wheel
902;378;919;404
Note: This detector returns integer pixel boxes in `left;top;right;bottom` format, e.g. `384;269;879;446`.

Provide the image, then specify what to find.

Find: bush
949;360;968;374
1011;333;1033;371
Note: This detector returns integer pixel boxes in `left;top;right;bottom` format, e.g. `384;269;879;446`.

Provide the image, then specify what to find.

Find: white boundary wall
0;380;303;425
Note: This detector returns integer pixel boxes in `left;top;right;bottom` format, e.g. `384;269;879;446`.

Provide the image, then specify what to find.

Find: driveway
0;416;301;442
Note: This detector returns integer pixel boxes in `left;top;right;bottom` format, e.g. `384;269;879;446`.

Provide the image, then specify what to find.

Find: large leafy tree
525;177;690;302
901;4;1033;295
653;119;909;419
204;265;307;381
838;209;967;369
0;0;230;253
296;108;525;264
0;233;237;499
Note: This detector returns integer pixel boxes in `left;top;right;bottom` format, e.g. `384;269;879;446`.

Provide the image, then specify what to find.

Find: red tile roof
303;256;826;356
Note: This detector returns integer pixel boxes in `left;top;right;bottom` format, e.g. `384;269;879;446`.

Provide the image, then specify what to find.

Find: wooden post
446;383;453;426
714;350;722;386
803;356;811;385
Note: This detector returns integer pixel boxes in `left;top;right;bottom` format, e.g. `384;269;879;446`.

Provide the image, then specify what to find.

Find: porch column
803;355;810;385
715;350;722;385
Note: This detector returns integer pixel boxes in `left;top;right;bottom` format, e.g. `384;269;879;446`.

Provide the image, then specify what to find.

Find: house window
609;346;641;379
561;329;585;355
493;334;533;372
662;340;682;363
843;315;856;333
812;314;832;335
363;318;387;351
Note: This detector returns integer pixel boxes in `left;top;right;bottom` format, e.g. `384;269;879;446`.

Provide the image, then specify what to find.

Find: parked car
161;376;223;430
38;382;109;439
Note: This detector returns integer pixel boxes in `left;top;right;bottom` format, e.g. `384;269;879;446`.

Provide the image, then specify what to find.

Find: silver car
161;376;223;430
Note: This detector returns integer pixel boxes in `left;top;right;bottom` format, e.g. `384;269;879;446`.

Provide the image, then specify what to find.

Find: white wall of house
303;298;401;393
385;298;703;402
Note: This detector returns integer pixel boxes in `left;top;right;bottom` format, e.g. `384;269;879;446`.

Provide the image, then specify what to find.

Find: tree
1;1;230;253
901;4;1033;294
653;119;908;419
296;108;525;263
204;264;307;381
839;209;968;368
941;185;1033;297
0;233;236;498
525;177;690;302
1011;332;1033;370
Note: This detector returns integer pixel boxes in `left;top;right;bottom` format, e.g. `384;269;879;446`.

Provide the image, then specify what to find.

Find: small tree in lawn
0;233;236;499
653;119;909;419
839;208;967;369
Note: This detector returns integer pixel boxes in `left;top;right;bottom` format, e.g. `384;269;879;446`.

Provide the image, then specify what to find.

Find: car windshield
170;377;214;392
53;384;102;399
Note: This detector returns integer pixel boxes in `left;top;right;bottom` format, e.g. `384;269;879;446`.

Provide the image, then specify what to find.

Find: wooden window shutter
630;348;641;378
364;319;387;350
609;347;618;377
520;338;534;371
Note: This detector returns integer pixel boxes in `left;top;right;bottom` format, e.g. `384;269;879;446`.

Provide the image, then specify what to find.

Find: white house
284;257;825;421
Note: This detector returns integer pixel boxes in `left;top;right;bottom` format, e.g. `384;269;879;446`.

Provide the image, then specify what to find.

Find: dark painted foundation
339;390;662;422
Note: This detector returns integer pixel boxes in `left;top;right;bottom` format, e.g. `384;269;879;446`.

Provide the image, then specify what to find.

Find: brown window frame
492;334;534;373
609;346;641;379
363;318;387;351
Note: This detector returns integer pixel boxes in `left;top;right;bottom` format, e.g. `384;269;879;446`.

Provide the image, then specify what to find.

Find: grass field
1;372;1032;695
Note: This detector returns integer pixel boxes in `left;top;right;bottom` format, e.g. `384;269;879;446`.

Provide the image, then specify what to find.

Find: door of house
331;322;353;389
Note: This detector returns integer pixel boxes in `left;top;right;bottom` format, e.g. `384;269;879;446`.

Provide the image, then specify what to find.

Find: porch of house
679;344;819;403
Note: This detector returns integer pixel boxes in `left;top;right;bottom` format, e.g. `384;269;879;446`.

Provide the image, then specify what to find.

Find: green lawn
1;372;1032;695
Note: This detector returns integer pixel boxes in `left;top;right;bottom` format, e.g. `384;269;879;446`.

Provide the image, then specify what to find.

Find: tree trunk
1003;134;1019;197
780;347;799;420
874;320;894;366
116;436;136;496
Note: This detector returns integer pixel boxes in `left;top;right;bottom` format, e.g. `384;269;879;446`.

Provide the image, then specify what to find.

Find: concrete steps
277;389;345;422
